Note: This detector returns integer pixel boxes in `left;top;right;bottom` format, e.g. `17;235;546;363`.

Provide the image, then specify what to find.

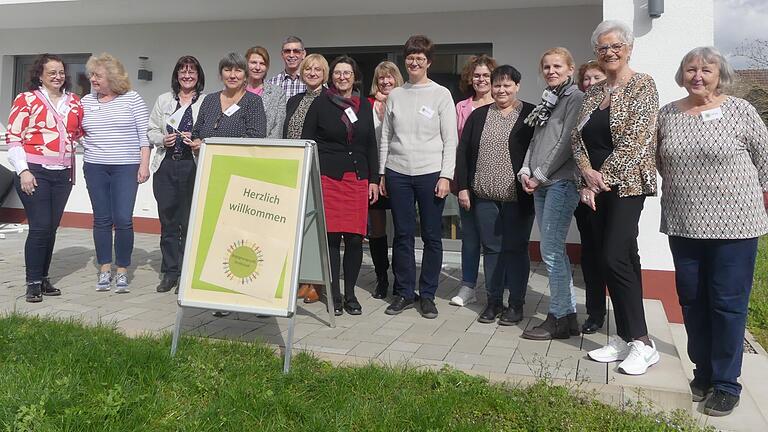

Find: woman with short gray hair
190;52;266;150
657;46;768;417
572;20;659;375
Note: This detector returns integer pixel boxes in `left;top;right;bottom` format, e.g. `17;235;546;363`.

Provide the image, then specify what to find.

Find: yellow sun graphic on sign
222;240;264;284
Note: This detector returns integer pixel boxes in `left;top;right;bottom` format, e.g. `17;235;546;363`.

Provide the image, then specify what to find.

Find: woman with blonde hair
81;53;150;294
245;46;286;138
367;60;403;299
518;47;583;340
284;53;330;303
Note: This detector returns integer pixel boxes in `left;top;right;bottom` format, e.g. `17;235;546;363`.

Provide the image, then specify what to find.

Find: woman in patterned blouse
455;65;535;326
657;47;768;417
572;20;659;376
283;53;329;305
6;53;84;302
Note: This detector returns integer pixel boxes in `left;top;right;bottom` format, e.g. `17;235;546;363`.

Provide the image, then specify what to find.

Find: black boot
40;278;61;296
521;313;570;340
25;282;43;303
369;236;390;299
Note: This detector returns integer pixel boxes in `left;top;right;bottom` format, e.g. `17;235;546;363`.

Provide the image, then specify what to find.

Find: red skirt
321;172;369;235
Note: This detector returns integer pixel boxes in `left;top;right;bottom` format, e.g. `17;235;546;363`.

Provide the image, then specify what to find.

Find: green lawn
0;315;707;432
749;237;768;349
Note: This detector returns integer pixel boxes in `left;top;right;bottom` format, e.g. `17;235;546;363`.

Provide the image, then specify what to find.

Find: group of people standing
6;19;767;418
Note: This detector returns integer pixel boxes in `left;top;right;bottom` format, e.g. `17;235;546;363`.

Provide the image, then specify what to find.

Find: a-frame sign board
170;138;335;373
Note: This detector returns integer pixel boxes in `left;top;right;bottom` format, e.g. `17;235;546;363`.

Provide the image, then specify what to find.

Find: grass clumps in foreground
0;315;706;432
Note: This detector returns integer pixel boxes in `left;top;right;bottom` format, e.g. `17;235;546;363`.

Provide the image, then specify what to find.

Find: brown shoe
303;285;320;303
297;284;312;298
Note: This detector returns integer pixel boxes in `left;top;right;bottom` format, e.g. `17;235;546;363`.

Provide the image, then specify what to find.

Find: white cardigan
147;91;206;173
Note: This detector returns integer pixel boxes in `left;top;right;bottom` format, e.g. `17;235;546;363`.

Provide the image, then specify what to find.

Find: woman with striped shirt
81;53;150;294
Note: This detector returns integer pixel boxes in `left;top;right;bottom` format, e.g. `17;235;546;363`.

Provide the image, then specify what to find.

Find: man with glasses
268;35;307;99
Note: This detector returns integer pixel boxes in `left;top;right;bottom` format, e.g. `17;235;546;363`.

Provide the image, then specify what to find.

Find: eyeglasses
405;56;428;65
333;70;353;78
282;48;305;55
472;73;491;81
594;43;627;55
46;71;66;78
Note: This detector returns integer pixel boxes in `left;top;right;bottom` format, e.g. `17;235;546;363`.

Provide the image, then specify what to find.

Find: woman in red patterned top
5;53;84;303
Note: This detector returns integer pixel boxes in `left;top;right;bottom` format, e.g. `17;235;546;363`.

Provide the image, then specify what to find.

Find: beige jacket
147;91;206;173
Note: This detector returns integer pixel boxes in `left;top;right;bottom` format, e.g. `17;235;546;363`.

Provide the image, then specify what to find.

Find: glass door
309;44;492;251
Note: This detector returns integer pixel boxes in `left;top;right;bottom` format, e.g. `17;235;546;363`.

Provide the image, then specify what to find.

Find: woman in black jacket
455;65;535;326
301;55;379;315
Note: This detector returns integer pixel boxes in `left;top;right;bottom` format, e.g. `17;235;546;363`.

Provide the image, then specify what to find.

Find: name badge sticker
419;105;435;119
543;90;559;105
223;104;241;117
701;107;723;122
577;113;591;131
345;107;358;123
90;105;100;111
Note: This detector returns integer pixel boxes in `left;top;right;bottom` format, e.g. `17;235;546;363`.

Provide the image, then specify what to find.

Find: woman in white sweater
379;35;458;319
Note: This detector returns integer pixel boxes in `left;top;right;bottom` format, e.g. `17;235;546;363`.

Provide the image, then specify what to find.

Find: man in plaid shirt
268;35;307;99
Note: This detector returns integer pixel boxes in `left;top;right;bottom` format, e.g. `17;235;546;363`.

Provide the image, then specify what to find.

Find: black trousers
574;202;606;322
14;164;72;282
152;157;196;278
591;190;648;341
327;232;363;303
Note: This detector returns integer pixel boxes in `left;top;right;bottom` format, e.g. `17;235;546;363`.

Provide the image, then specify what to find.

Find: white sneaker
114;272;130;294
450;285;477;307
96;271;111;292
618;340;660;375
588;335;630;363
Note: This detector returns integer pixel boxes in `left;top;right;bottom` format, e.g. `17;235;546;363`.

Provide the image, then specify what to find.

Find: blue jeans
459;206;481;288
669;236;758;396
83;162;139;268
14;164;72;282
386;169;445;300
474;197;534;308
534;179;578;318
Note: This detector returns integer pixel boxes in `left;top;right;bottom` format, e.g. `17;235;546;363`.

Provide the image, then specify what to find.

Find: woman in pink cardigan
451;54;497;308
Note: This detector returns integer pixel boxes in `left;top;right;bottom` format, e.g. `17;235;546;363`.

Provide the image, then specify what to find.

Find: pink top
246;86;265;96
455;97;475;139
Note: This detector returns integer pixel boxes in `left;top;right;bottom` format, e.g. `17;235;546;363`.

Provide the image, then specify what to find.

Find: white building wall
603;0;715;271
0;2;717;272
0;6;601;240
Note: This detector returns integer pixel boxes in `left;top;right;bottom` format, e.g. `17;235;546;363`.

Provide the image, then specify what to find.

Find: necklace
604;73;632;94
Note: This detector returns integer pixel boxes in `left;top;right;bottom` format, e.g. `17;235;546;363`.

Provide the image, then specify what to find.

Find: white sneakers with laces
449;286;477;307
588;336;660;375
618;340;660;375
588;335;630;363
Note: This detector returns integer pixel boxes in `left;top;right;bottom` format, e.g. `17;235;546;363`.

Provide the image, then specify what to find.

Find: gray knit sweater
261;83;287;139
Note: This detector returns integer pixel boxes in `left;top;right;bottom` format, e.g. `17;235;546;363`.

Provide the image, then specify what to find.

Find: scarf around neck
327;87;361;145
524;75;574;127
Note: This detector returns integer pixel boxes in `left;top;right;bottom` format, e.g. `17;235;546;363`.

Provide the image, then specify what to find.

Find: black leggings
327;232;363;303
